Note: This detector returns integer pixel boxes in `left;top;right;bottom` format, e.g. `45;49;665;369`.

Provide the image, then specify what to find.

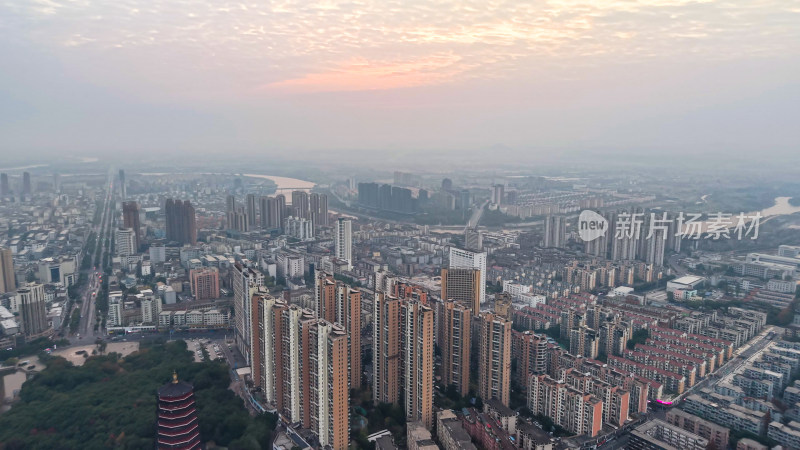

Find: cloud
1;0;798;97
262;53;471;93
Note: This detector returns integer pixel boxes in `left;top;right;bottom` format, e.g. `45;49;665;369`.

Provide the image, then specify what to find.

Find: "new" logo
578;210;608;242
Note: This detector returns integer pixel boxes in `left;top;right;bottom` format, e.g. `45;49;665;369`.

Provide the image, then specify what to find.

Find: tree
69;309;81;334
627;329;649;350
0;341;274;448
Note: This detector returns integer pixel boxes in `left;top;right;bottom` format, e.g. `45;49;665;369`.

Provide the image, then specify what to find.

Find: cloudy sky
1;0;798;162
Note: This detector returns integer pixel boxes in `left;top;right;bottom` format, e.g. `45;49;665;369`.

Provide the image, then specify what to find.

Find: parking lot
186;338;226;363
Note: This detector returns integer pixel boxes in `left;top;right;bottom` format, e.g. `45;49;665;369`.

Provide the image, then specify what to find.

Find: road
466;199;489;229
589;326;779;448
667;254;687;277
605;434;629;449
71;175;114;345
668;325;778;404
205;334;258;414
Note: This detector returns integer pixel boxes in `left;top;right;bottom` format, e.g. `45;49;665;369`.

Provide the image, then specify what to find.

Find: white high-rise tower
334;218;352;270
449;247;487;304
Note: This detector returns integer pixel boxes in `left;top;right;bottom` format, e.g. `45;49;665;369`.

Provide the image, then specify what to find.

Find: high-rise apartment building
478;312;512;407
233;264;264;365
491;184;505;205
584;212;611;258
226;194;236;214
252;294;350;450
393;282;429;305
190;267;220;300
259;196;284;229
645;215;667;266
374;294;436;429
258;196;269;228
441;267;481;316
464;228;483;251
227;202;251;232
569;326;599;360
18;282;47;336
512;331;549;389
439;299;472;396
336;280;362;389
280;305;316;421
149;245;166;264
122;201;141;249
610;211;639;261
357;183;418;213
544;215;566;248
599;321;630;357
400;301;434;429
442;178;453;191
315;272;337;323
315;270;364;387
0;247;15;294
528;374;604;437
252;294;288;410
493;292;513;320
165;199;197;245
115;227;137;256
334;218;353;269
305;320;350;450
117;169;126;199
373;293;402;405
22;171;31;197
448;247;487;304
0;173;9;196
284;216;313;241
141;296;161;324
292;191;310;218
560;308;586;341
275;194;287;230
246;193;257;228
310;193;329;228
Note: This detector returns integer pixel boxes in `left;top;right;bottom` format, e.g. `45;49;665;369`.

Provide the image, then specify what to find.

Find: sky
0;0;798;164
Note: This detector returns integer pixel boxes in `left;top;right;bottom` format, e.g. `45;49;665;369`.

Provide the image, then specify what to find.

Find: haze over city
1;0;799;160
2;2;800;450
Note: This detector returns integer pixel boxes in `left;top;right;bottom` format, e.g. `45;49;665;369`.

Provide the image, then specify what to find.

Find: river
242;174;316;192
139;172;315;193
755;196;800;217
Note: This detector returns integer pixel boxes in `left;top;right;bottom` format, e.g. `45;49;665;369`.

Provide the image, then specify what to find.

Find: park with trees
0;340;277;449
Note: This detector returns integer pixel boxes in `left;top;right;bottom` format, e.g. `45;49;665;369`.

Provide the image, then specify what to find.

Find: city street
672;325;779;404
667;254;688;277
69;175;114;345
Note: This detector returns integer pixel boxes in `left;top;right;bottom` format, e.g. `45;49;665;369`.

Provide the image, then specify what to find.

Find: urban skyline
1;1;799;449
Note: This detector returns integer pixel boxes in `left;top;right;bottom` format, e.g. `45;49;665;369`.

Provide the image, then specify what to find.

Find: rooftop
670;275;705;285
157;372;194;398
